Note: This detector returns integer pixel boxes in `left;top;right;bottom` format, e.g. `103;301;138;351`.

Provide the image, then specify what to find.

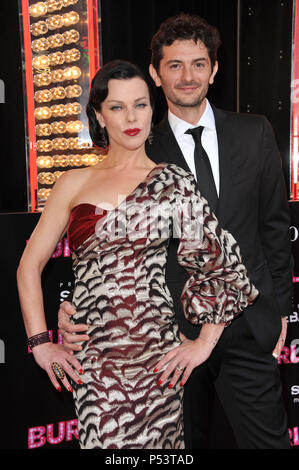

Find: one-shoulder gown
67;163;258;449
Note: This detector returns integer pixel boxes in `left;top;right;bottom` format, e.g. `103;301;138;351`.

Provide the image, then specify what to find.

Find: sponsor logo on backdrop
287;225;299;282
291;385;299;404
28;419;78;449
59;281;73;303
289;425;299;446
52;237;70;258
286;311;299;323
278;339;299;364
290;225;299;242
26;237;71;258
0;339;4;363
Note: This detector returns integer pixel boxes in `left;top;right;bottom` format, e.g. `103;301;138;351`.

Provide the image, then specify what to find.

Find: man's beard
168;82;207;108
170;94;205;108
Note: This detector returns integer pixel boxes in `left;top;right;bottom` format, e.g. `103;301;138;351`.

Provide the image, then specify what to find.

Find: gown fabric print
67;162;258;449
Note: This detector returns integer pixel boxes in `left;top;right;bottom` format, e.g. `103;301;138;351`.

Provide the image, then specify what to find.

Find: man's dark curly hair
151;13;221;73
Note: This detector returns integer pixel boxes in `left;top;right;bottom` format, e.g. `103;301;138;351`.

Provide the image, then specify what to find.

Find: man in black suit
58;13;292;448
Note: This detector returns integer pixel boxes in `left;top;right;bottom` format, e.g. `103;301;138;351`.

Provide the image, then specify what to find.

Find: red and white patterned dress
67;162;258;449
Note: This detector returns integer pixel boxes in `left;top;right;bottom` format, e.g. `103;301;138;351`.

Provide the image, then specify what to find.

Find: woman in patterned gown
17;60;258;449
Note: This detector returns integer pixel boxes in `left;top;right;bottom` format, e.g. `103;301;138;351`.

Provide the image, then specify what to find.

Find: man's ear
149;64;161;87
209;60;218;85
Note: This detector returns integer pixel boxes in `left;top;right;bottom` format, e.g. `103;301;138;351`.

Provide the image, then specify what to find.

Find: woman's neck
97;144;152;170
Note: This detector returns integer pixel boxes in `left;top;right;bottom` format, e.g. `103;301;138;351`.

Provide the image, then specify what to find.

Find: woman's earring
148;127;154;145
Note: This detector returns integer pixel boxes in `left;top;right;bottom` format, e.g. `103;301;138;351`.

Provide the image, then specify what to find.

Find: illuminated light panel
19;0;103;210
21;0;38;211
87;0;100;82
291;0;299;200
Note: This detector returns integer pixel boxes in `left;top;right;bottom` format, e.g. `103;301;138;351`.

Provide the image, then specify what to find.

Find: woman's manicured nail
157;379;163;386
68;386;73;393
77;379;83;385
168;383;174;389
56;386;61;392
153;368;159;373
79;369;84;375
180;382;184;387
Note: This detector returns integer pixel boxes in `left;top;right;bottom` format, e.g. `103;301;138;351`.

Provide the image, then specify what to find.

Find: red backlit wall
291;0;299;200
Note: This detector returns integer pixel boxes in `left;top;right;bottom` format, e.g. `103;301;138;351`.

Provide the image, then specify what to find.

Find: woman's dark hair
151;13;221;73
86;60;155;148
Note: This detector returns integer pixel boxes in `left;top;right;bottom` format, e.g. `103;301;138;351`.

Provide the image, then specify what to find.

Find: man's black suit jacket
145;105;293;352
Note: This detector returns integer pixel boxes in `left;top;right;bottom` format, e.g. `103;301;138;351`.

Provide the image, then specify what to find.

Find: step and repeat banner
0;212;79;450
285;202;299;447
1;206;299;449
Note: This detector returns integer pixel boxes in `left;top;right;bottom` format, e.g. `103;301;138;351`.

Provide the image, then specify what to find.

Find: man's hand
272;317;287;359
58;301;89;353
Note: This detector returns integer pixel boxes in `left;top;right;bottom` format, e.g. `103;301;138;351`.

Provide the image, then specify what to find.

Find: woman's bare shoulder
54;167;94;191
59;166;94;183
43;167;94;210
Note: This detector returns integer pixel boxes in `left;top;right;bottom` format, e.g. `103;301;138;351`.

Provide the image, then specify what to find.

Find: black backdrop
239;0;293;190
100;0;239;122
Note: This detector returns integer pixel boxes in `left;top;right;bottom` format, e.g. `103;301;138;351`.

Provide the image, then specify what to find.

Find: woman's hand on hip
154;323;225;388
153;336;214;388
32;342;84;392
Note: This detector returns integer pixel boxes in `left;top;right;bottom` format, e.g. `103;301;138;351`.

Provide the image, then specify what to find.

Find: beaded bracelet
27;331;51;350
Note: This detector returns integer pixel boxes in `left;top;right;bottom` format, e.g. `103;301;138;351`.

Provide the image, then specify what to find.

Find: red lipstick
124;128;141;136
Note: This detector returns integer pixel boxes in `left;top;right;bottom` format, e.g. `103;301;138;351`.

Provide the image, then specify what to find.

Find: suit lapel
153;109;234;225
153;116;191;173
211;106;233;223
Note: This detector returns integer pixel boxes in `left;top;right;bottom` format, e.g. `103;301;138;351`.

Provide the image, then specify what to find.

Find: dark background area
239;0;293;192
100;0;239;121
0;0;293;213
